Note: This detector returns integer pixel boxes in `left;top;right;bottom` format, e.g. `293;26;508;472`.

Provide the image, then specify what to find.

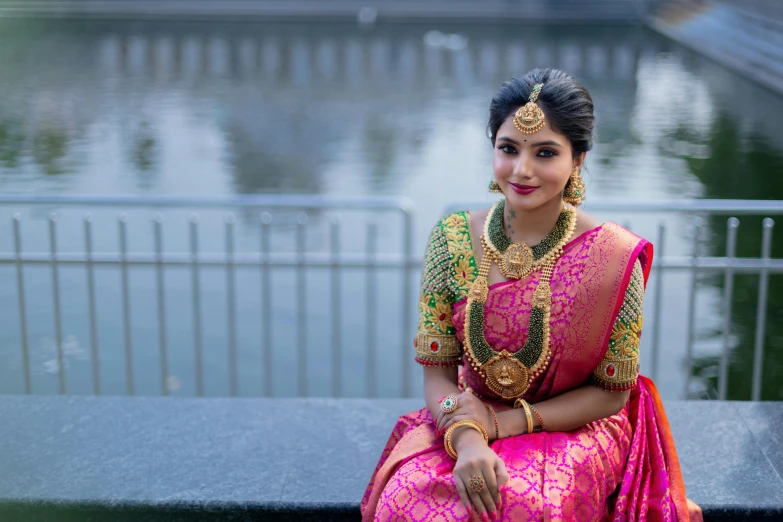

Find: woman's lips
508;182;539;195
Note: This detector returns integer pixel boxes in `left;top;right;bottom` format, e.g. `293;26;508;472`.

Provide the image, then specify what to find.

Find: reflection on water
0;19;781;399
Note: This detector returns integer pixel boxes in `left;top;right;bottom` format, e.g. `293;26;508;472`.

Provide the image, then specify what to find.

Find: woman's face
492;113;583;211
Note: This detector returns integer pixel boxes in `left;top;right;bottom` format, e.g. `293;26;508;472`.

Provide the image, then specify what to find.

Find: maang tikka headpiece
513;82;545;134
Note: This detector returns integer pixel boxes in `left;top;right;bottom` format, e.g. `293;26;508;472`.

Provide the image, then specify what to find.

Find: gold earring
563;167;585;206
488;180;503;194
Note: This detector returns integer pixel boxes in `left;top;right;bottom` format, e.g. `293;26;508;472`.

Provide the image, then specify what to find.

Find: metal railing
0;195;414;398
1;195;782;400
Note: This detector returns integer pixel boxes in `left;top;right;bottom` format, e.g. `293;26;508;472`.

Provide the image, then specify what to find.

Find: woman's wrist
452;426;487;451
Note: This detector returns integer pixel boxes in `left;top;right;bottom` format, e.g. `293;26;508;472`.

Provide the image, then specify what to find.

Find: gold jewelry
513;398;534;434
464;205;576;400
488;180;503;194
485;404;499;440
440;394;459;413
513;83;545;134
444;419;489;460
563;167;586;206
529;404;547;431
482;200;577;281
469;475;486;493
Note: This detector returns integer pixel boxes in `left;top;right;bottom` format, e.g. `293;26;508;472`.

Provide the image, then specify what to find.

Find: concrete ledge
0;396;782;521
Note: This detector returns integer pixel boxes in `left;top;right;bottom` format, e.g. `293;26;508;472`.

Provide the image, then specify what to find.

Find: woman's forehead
499;117;564;142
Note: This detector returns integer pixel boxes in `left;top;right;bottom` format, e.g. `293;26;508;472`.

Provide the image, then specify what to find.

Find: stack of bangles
444;420;489;459
513;398;547;434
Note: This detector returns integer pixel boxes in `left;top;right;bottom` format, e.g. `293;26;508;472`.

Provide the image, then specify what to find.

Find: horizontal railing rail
1;196;780;401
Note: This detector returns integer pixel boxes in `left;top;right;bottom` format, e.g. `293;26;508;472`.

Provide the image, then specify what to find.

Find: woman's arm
496;386;630;437
423;366;462;421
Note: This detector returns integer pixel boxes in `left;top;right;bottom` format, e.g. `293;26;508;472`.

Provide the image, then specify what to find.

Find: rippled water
0;19;781;399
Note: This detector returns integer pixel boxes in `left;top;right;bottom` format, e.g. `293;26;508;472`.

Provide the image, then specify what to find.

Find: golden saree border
588;223;653;370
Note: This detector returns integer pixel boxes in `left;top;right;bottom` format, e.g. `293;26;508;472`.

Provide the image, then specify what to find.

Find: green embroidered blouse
414;212;643;391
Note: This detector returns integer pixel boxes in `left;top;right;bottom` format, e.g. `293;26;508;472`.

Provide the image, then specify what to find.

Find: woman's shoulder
572;207;603;237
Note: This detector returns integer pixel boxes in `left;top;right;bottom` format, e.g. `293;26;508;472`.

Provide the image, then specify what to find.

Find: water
0;19;782;400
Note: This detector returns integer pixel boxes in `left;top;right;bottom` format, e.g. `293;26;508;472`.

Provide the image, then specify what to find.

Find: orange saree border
641;376;704;522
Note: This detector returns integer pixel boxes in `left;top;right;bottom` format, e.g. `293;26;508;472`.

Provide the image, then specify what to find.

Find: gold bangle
529;404;547;432
523;403;534;435
444;419;489;460
513;398;534;435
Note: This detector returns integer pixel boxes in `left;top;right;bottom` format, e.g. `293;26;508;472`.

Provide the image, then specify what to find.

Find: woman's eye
537;149;556;158
498;144;516;154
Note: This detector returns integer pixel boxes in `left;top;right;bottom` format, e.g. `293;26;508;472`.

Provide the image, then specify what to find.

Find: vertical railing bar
650;222;665;381
718;217;739;400
683;217;703;399
366;218;378;398
190;214;204;397
261;212;273;397
13;214;31;394
751;218;774;401
402;209;413;397
119;214;134;395
330;215;342;397
226;213;237;397
296;212;308;397
84;214;100;395
49;213;65;395
154;214;168;396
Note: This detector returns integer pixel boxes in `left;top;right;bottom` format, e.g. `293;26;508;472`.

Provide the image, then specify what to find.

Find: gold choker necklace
482;200;577;280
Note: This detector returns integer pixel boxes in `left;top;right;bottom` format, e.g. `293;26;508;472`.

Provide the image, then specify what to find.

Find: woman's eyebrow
497;137;562;148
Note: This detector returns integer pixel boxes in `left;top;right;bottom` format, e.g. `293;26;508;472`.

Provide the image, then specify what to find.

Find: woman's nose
513;153;531;178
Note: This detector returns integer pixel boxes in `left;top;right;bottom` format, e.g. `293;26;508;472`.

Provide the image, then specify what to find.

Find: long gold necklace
482;200;576;280
465;205;577;399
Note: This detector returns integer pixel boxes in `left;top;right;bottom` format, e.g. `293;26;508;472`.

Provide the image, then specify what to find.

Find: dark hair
487;68;594;159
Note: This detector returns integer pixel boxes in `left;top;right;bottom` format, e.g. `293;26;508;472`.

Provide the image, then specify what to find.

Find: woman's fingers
453;474;473;516
494;458;510;490
465;470;489;520
434;409;445;433
442;414;468;432
481;462;501;515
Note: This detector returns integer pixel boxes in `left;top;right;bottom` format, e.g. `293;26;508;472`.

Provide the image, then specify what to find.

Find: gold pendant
513;102;545;135
483;351;530;399
499;243;533;279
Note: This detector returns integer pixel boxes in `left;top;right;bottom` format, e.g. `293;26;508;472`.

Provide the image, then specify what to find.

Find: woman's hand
451;429;509;520
436;390;493;438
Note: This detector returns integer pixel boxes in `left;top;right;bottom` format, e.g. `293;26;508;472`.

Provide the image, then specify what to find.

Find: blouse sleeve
591;258;644;391
414;220;463;366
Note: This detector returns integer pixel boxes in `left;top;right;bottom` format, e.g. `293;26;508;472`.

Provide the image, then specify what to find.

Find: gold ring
469;474;485;493
440;394;458;414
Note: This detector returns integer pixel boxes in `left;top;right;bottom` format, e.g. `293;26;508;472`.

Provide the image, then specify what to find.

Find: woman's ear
574;152;587;170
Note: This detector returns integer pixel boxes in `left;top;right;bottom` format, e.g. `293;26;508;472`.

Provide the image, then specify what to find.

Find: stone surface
1;395;782;521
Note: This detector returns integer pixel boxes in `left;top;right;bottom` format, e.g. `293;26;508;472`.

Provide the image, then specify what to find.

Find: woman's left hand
436;390;493;438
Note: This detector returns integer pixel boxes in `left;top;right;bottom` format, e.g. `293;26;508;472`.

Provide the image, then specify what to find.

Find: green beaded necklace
483;200;574;280
465;203;577;400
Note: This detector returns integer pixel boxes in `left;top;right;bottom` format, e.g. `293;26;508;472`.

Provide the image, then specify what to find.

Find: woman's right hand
451;430;509;520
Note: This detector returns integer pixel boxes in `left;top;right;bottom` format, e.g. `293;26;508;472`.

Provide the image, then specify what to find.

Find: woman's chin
505;192;547;211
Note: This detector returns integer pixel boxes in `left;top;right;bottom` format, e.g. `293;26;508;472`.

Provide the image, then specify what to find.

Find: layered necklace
465;200;577;399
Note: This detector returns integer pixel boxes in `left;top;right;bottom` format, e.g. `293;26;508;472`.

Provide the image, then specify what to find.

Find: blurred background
0;0;781;401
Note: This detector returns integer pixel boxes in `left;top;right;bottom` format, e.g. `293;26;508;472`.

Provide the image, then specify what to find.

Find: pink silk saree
361;223;702;522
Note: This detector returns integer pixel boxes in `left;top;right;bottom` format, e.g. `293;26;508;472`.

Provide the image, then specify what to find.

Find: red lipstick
508;182;539;195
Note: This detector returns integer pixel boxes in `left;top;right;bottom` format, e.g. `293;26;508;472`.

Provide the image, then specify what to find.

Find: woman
361;69;702;522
